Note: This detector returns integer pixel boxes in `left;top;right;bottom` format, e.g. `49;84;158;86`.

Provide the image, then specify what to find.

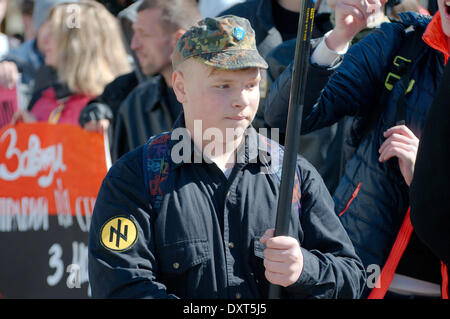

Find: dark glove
78;102;114;127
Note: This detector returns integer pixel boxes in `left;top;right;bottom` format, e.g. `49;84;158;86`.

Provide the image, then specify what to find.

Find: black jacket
88;116;366;299
410;62;450;267
112;75;182;162
78;71;139;157
86;71;139;121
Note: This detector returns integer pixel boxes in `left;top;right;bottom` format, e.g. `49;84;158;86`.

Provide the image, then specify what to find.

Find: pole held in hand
268;0;316;299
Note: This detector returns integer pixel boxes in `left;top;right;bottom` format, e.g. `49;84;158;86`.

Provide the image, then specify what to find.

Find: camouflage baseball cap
172;15;268;70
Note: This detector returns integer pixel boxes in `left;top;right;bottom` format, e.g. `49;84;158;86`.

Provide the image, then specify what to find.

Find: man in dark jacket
111;74;181;162
88;15;366;299
265;0;448;298
80;0;200;162
410;62;450;268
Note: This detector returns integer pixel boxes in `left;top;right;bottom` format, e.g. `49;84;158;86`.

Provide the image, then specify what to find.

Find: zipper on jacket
339;182;362;217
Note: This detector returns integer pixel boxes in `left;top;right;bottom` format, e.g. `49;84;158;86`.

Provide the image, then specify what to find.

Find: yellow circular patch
100;216;138;251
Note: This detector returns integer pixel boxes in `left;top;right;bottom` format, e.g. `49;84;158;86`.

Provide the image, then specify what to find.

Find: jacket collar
422;11;449;64
398;11;432;29
167;112;280;171
144;74;166;112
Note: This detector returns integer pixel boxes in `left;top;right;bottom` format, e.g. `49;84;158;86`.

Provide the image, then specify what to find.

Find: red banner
0;123;109;298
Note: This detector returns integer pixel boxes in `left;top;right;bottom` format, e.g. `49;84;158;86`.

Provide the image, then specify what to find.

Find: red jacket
30;86;92;125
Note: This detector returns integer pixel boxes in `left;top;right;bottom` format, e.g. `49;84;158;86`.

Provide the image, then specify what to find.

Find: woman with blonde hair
12;0;131;125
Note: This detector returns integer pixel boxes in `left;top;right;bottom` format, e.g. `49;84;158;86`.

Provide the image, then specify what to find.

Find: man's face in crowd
173;59;261;143
131;8;174;75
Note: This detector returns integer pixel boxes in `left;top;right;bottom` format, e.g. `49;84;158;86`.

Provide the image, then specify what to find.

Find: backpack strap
259;134;302;218
367;207;413;299
368;207;450;299
442;262;449;299
143;132;172;209
390;25;427;126
354;24;427;145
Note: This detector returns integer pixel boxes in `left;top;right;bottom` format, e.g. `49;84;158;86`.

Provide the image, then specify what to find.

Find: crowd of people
0;0;448;299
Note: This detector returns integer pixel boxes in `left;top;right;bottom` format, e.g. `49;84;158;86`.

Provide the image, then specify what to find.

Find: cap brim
193;49;268;70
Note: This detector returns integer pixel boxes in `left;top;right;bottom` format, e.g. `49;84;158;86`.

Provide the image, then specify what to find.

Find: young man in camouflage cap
88;15;365;299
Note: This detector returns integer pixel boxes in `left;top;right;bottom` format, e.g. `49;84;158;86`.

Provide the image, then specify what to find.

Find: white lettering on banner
54;178;73;228
47;243;64;286
0;196;94;232
47;241;90;296
0;197;49;232
0;127;66;188
75;197;94;232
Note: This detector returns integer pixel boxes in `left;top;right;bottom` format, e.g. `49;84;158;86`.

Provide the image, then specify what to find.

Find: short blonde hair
47;0;131;96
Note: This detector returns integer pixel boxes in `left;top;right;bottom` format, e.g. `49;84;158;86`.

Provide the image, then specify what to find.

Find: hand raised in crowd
326;0;387;52
10;109;37;125
0;61;19;89
260;228;303;287
83;119;110;134
378;125;419;186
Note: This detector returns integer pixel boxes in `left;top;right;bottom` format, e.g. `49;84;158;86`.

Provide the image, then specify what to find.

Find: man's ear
172;70;187;104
